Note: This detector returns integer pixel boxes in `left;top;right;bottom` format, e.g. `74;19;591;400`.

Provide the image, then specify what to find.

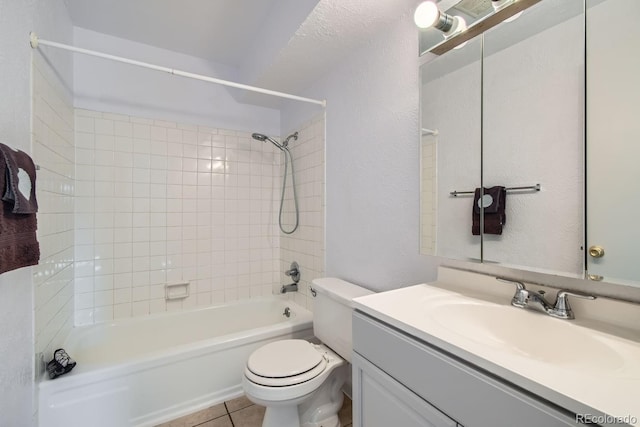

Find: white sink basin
427;302;625;371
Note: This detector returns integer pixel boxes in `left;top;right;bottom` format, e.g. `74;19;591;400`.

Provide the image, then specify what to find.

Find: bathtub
38;297;313;427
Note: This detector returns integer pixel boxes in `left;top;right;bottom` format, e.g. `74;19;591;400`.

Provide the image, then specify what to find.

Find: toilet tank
312;278;373;362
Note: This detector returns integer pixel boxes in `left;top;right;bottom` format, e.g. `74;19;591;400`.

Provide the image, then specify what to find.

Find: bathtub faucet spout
280;283;298;294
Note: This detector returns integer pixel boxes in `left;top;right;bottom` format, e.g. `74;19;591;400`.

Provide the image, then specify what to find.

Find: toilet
242;278;373;427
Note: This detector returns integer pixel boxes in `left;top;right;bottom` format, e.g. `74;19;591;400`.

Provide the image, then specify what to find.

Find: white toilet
242;278;373;427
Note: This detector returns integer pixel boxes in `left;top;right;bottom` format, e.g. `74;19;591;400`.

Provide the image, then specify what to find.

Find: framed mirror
420;0;585;278
421;0;640;290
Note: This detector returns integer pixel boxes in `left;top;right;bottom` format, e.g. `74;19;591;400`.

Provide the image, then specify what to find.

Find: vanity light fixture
414;1;467;37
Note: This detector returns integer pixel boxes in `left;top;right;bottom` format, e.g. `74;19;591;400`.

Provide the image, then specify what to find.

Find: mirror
420;0;585;277
586;0;640;286
481;0;585;276
421;0;640;288
420;37;482;260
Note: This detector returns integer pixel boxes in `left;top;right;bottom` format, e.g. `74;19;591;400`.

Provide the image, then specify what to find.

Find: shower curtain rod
29;32;326;107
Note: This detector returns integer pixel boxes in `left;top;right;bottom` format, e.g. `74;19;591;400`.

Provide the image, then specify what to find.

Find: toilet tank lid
311;278;374;306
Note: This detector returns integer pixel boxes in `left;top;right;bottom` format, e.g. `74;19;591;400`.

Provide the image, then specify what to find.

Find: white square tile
133;138;151;154
75;309;94;326
113;303;132;319
133;124;150;139
183;144;198;159
132;300;150;317
132;286;150;301
95;118;114;135
114;136;133;153
94;306;114;323
76;116;94;133
150;126;167;141
76;293;94;310
95;290;114;307
167;156;182;171
149;299;166;314
95;135;115;151
167;128;182;143
75;277;94;294
114;121;133;137
114;288;132;304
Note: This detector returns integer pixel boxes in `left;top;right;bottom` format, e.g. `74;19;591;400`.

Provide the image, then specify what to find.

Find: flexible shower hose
279;147;299;234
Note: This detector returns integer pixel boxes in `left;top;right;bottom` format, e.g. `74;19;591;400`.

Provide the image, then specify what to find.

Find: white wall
73;27;281;136
0;0;73;424
282;0;438;291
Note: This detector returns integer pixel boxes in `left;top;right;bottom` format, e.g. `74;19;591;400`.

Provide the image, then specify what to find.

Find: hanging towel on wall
0;143;40;274
472;186;506;235
0;143;38;213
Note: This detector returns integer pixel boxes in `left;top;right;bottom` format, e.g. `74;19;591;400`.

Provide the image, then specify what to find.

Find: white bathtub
38;297;313;427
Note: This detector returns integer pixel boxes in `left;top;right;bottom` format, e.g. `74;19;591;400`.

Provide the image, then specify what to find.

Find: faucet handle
496;278;528;307
550;290;596;319
285;261;300;283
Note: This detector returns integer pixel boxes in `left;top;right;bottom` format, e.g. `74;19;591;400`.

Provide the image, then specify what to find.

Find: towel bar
450;184;541;197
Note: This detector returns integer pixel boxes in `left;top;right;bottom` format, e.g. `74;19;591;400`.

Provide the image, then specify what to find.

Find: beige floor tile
229;404;266;427
225;395;254;413
339;395;352;426
181;404;227;426
196;415;234;427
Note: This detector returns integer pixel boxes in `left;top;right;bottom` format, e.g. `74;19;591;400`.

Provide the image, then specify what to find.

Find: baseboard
133;385;244;427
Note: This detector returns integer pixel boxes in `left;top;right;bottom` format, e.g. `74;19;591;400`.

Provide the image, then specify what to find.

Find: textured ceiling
65;0;414;105
65;0;283;66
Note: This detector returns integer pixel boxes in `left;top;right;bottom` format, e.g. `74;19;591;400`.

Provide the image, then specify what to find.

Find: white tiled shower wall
280;115;325;310
73;110;289;325
32;55;75;363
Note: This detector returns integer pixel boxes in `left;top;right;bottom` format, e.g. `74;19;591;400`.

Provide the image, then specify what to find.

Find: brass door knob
588;245;605;258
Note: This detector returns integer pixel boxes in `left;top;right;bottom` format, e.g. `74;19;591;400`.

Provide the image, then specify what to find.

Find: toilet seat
246;340;328;387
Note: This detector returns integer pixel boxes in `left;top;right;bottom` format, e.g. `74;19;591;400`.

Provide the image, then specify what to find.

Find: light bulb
414;1;440;29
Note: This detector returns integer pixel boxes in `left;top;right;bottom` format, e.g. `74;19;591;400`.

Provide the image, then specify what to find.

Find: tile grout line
223;402;236;427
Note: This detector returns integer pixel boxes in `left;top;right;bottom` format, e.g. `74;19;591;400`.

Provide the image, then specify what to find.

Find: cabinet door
352;353;457;427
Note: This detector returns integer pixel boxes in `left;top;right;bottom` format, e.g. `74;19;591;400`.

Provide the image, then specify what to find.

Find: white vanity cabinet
352;311;580;427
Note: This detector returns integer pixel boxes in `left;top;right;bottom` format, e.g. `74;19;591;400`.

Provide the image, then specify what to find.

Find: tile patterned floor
156;394;352;427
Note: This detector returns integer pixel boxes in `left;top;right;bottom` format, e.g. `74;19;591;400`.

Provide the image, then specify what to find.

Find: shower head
251;132;284;150
251;133;268;142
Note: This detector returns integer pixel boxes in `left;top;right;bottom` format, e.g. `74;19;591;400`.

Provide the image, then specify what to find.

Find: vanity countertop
353;268;640;426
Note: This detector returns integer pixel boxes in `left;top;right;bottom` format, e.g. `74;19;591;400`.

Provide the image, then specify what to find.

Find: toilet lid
247;339;324;379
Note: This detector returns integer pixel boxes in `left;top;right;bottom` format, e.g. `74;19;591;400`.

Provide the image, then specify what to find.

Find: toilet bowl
242;278;373;427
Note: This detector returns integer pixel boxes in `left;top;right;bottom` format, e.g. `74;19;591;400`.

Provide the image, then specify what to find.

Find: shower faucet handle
285;261;300;283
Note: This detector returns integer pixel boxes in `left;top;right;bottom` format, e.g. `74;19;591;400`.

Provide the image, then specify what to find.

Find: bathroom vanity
351;268;640;427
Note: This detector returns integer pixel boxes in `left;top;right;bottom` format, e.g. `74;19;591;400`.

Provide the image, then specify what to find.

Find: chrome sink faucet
496;278;596;319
